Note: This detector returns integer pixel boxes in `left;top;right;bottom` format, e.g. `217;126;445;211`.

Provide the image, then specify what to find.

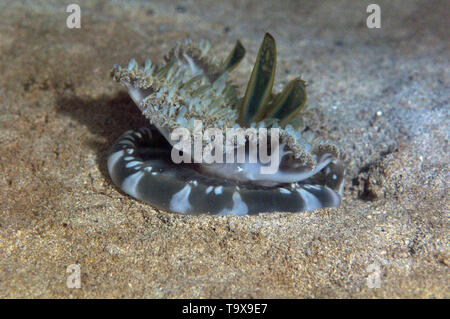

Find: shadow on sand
56;91;149;181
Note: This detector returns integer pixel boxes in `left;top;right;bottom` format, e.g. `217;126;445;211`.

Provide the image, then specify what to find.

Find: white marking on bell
123;156;134;161
219;192;248;216
332;174;337;180
214;186;223;195
305;185;322;191
170;184;192;213
121;171;145;198
107;150;124;176
189;180;198;186
279;188;291;194
338;175;345;196
143;166;152;173
298;188;322;211
326;186;342;206
125;160;142;168
205;186;213;194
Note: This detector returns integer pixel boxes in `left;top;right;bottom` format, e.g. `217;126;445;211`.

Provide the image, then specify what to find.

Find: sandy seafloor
0;0;448;298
